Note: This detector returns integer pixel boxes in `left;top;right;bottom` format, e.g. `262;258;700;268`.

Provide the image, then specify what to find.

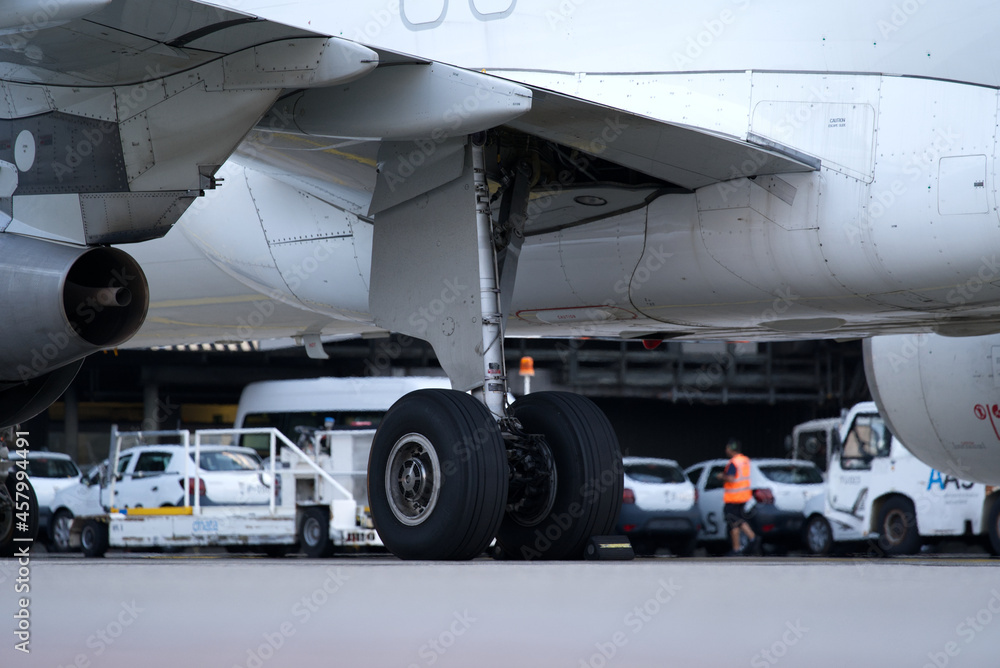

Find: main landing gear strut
367;136;622;560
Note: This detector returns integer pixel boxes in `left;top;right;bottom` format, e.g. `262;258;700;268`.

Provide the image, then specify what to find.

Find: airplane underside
5;0;1000;559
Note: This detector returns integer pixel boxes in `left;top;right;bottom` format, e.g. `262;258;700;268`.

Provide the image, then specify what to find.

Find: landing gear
496;392;623;560
369;389;508;560
365;136;623;560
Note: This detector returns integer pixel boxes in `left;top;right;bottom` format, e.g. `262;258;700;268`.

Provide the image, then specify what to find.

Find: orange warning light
519;356;535;376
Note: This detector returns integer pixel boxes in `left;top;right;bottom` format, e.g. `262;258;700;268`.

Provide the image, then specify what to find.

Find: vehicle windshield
624;462;686;484
758;464;824;485
26;457;80;478
841;415;892;470
193;450;262;472
239;410;385;455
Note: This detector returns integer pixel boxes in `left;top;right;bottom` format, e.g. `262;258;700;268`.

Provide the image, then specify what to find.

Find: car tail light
623;488;635;504
179;477;206;496
753;488;774;504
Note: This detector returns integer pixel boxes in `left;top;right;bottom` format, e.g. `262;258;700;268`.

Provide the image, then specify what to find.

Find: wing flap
506;86;818;191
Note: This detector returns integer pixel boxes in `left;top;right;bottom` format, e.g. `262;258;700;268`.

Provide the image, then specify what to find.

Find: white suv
685;458;825;553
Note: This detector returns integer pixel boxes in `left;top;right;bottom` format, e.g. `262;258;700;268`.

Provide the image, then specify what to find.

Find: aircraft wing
238;55;818;235
0;0;375;245
504;84;819;192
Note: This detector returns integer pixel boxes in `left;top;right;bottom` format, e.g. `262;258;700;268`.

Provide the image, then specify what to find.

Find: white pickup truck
801;402;1000;556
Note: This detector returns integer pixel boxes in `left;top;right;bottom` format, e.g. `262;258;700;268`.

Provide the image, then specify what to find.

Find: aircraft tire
0;473;38;557
496;392;623;560
368;389;507;560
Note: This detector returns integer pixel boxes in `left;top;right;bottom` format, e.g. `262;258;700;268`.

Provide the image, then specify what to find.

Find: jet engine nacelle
0;233;148;426
865;333;1000;484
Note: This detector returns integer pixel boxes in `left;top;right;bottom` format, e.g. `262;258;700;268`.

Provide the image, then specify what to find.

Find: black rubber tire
80;519;109;558
299;506;333;558
0;473;39;557
263;544;294;558
875;496;920;556
804;515;833;556
496;392;623;560
986;499;1000;556
368;389;507;560
49;508;75;553
672;536;698;558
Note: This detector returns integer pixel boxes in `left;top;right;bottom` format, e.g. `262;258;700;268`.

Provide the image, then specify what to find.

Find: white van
788;416;842;475
234;376;452;454
802;401;1000;556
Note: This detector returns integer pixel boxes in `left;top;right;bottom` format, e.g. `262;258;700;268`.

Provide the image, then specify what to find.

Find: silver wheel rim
303;516;322;547
81;525;95;550
808;519;829;552
883;509;907;546
385;433;441;526
54;514;72;550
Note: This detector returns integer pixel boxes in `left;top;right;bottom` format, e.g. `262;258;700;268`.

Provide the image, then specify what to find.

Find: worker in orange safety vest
718;438;760;556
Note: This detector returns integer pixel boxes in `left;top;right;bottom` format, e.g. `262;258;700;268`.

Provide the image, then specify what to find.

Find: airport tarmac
3;551;1000;668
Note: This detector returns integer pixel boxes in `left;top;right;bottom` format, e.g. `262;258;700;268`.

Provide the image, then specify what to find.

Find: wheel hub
386;433;441;526
883;509;906;545
505;433;557;527
303;517;321;546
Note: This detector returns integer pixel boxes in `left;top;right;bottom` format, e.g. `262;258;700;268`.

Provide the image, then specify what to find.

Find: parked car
46;444;272;552
685;458;825;553
11;451;81;543
616;457;700;556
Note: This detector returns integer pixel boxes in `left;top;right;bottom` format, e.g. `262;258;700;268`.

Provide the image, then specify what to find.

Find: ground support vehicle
801;402;1000;556
71;427;381;557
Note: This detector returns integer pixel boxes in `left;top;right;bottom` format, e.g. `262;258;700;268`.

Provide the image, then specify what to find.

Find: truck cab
803;401;1000;555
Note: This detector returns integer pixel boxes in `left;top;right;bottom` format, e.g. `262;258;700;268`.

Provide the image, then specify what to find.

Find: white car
615;457;701;556
685;458;825;553
47;444;272;552
11;451;81;544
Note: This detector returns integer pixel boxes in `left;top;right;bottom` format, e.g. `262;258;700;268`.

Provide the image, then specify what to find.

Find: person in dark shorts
718;439;760;555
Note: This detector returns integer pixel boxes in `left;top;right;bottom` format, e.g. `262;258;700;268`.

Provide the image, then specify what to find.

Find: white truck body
73;427;381;554
803;402;997;553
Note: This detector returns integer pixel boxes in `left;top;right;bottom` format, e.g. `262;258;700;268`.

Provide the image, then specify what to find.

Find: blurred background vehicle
685;458;825;554
12;450;81;546
800;402;1000;556
616;457;700;556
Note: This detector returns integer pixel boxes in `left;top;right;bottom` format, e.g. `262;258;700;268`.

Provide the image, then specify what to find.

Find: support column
143;382;159;431
64;385;79;458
